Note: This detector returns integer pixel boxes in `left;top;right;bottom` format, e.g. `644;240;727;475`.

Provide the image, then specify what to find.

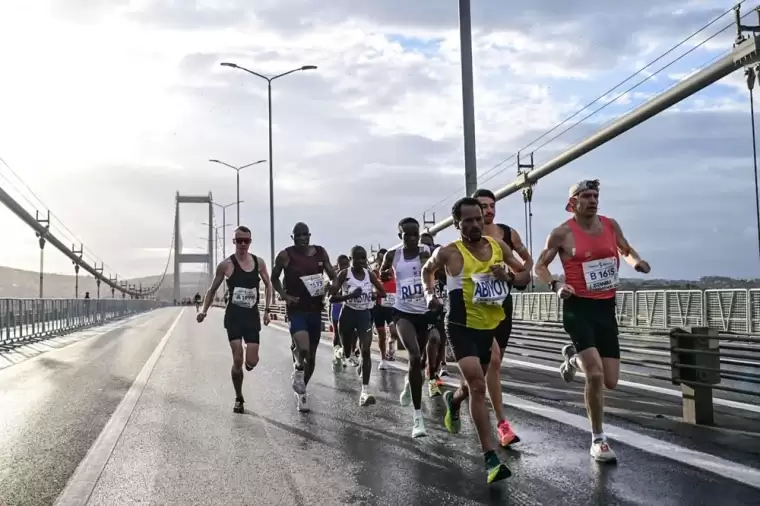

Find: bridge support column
670;326;721;426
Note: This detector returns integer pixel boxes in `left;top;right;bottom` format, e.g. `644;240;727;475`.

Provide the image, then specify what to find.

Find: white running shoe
359;390;376;406
292;366;306;394
590;439;616;462
399;377;412;407
378;360;388;371
412;415;427;438
296;392;310;413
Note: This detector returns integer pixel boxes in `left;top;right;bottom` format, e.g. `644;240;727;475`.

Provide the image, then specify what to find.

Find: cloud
0;0;757;286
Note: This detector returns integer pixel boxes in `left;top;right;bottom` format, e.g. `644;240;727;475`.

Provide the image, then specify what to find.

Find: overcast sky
0;0;758;283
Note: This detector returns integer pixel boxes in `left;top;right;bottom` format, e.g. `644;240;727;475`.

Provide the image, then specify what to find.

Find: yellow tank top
446;236;510;330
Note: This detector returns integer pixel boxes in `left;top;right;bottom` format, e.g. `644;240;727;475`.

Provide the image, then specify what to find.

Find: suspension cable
521;184;535;291
746;65;760;260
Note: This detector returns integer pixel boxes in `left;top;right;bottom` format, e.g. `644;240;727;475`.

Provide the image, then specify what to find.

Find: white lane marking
265;323;760;490
504;358;760;415
54;308;185;506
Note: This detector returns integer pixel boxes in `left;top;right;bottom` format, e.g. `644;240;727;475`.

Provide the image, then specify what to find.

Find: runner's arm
380;249;394;277
321;248;337;281
534;228;564;287
422;245;448;296
270;250;289;301
368;271;387;298
201;260;228;314
609;218;643;267
257;257;273;310
510;228;534;271
328;269;348;298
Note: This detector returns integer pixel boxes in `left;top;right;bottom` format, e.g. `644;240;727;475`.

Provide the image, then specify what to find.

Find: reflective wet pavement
2;308;760;505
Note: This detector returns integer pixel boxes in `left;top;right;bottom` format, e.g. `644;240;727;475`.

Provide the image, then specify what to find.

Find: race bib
300;274;325;297
380;293;396;307
349;290;374;310
582;257;619;291
398;277;424;305
231;286;258;309
471;273;510;306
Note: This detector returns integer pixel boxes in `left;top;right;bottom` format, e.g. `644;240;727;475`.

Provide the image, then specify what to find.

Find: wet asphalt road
2;308;760;505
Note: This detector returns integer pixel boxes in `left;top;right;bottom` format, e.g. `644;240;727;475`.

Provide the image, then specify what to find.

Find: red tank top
560;216;619;300
375;269;396;304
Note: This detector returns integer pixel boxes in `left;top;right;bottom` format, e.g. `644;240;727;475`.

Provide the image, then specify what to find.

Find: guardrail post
669;326;720;425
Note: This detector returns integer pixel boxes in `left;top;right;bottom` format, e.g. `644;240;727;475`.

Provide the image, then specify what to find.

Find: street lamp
220;61;318;270
211;200;243;258
208;160;264;226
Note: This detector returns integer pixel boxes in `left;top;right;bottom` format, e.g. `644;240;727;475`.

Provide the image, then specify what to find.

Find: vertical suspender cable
746;66;760;260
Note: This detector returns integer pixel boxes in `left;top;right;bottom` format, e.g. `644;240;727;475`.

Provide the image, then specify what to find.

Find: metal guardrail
512;288;760;335
0;298;168;347
266;297;759;426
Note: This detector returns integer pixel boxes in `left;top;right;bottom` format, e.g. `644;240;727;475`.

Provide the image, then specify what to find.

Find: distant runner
196;226;272;414
534;179;650;462
473;188;534;447
373;248;398;370
194;292;202;312
330;254;351;370
271;222;336;413
420;232;446;397
330;246;386;405
423;197;528;484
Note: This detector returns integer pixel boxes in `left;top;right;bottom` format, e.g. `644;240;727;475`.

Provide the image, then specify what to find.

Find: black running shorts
224;309;261;344
445;322;493;365
339;306;373;337
373;305;394;329
562;296;620;359
493;294;513;350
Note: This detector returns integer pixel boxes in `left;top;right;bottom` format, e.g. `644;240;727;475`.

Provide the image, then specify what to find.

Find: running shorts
330;303;342;325
373;305;394;329
339;306;373;337
493;294;513;349
562;296;620;359
287;309;323;348
445;322;493;364
224;310;262;344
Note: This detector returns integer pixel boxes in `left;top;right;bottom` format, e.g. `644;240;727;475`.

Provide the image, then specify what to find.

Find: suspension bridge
1;4;760;505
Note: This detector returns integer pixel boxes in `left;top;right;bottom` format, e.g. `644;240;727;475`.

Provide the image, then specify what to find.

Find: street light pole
220;62;317;271
212;200;242;258
209;160;265;227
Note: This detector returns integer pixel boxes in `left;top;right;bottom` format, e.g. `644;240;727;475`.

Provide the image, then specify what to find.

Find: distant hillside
0;266;211;300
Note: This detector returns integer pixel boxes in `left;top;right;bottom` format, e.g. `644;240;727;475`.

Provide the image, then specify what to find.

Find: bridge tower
173;192;214;302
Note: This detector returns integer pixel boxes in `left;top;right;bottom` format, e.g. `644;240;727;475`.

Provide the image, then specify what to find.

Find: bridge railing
0;298;168;347
512;288;760;334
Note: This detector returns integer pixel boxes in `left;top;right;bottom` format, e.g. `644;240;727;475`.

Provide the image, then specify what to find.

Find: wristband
550;280;559;292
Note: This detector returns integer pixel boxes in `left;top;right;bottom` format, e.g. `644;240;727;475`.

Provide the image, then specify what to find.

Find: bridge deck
1;308;759;505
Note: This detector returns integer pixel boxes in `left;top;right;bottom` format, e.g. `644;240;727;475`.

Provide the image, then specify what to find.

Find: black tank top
224;254;260;321
283;245;327;313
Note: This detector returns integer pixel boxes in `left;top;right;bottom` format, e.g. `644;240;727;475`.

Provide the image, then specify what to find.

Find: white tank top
392;245;429;314
342;268;374;311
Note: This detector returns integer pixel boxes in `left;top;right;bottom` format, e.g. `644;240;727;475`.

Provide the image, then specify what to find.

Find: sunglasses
234;238;251;244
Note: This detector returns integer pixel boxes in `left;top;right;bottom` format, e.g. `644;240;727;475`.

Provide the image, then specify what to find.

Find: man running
330;254;351;370
472;188;533;447
193;292;202;312
380;218;431;437
534;179;650;462
271;222;337;412
196;226;272;414
423;197;529;483
330;245;386;405
373;248;398;370
420;232;447;397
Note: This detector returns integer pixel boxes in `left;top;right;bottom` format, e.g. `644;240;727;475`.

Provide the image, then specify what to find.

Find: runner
373;248;398;370
420;232;446;397
330;254;351;370
193;292;202;312
380;217;431;437
271;222;337;413
423;197;529;484
472;188;533;447
196;226;272;414
534;179;650;462
330;245;386;405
